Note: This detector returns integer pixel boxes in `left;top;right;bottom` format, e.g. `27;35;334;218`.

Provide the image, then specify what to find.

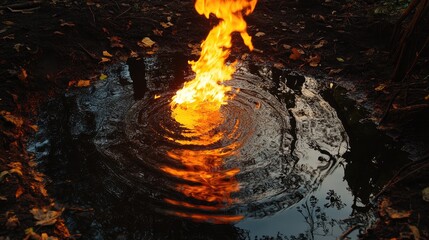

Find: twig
378;89;401;125
7;6;40;13
113;6;131;20
337;224;361;240
371;153;429;205
77;43;98;61
88;5;96;24
403;37;429;81
0;0;41;10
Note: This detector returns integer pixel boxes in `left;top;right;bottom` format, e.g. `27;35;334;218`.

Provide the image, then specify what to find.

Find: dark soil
1;0;428;239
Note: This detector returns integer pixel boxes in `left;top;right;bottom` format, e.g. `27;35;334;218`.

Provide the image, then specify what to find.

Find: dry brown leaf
153;29;163;36
3;20;14;25
109;36;124;48
138;37;156;48
130;50;138;58
15;186;24;198
274;62;285;69
6;215;19;229
375;84;386;92
60;21;75;27
289;48;302;61
328;68;343;76
314;39;328;49
409;225;420;240
102;51;113;57
99;57;110;63
282;44;291;50
255;32;265;37
160;22;173;28
18;68;28;81
1;112;24;128
14;43;24;52
422;187;429;202
308;54;321;67
29;124;39;132
30;208;63;226
76;80;91;87
363;48;376;56
385;207;412;219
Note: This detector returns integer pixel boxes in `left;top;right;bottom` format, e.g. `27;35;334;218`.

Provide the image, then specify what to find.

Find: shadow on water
30;53;410;239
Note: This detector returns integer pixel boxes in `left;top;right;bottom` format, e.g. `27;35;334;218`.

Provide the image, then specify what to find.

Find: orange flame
170;0;257;129
164;0;257;223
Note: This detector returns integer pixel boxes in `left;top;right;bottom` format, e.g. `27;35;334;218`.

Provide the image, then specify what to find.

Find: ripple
66;63;348;223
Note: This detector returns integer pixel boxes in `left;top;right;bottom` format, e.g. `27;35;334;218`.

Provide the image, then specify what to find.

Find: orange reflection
162;143;242;223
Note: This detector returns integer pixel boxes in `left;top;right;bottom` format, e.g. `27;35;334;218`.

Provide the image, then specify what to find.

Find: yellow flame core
170;0;257;129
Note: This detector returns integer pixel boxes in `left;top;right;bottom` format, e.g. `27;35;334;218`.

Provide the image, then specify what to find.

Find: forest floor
1;0;428;239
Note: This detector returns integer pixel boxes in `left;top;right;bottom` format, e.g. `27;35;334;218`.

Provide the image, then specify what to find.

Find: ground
0;0;428;239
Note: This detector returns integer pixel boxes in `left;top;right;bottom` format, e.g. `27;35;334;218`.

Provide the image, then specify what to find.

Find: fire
163;0;257;223
170;0;257;129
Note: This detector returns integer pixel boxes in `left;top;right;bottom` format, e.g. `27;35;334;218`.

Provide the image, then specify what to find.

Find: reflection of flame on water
163;0;258;223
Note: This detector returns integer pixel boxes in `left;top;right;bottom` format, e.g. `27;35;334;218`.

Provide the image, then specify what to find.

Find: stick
77;43;98;61
0;0;41;10
113;7;131;20
378;89;401;125
337;225;361;240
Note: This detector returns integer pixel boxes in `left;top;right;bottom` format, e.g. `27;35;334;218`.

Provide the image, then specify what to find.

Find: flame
170;0;257;129
163;0;257;223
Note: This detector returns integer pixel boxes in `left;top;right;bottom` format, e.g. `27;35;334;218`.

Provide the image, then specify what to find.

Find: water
30;54;410;239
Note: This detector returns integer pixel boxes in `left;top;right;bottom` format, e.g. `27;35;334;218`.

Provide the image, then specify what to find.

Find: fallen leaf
5;215;19;229
14;43;24;52
109;36;124;48
336;57;345;62
53;31;64;35
422;187;429;202
160;22;174;28
328;68;343;76
364;48;375;56
375;84;386;91
385;207;412;219
138;37;156;48
314;39;328;49
2;20;14;25
153;29;163;36
41;233;59;240
60;21;75;27
289;48;302;61
102;51;113;57
307;54;321;67
15;186;24;198
30;208;63;226
99;57;110;63
274;62;285;69
3;34;15;40
99;74;107;80
409;225;420;240
18;68;28;81
0;112;24;128
29;125;39;132
0;196;7;201
282;44;291;50
255;32;265;37
76;80;91;87
130;50;138;58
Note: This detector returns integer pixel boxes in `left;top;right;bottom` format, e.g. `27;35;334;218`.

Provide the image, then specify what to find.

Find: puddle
30;54;410;239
